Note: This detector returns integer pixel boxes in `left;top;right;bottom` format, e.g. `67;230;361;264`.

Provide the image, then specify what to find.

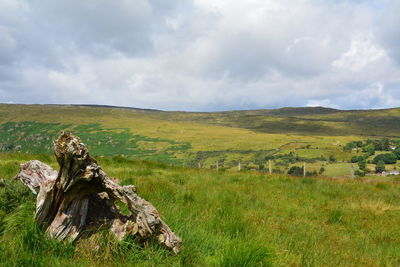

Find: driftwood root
13;132;181;253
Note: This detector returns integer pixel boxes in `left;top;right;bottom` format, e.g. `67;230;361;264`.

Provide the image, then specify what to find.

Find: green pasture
1;153;400;266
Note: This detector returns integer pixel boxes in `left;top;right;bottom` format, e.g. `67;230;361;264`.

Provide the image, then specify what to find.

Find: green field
1;104;400;266
1;153;400;266
3;104;400;176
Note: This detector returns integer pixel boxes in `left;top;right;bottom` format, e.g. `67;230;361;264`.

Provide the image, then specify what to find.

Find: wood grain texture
13;132;181;253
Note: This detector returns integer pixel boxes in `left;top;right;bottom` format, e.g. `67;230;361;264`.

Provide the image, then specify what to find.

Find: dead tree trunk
13;132;181;253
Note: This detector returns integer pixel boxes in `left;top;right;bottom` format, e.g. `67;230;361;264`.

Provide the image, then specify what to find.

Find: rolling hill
1;104;400;266
1;103;399;176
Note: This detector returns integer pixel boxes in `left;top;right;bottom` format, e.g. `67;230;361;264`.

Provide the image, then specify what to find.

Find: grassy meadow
1;153;400;266
1;104;400;266
3;104;400;175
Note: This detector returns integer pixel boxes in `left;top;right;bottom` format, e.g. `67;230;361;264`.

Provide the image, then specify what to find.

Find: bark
13;132;181;253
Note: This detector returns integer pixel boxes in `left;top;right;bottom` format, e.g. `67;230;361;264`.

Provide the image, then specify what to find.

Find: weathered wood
351;164;355;178
13;132;181;253
268;160;272;175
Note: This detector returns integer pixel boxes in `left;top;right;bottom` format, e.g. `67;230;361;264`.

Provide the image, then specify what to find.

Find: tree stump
13;132;181;253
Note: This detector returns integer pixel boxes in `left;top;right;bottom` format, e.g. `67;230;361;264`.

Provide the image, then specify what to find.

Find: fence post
351;164;355;178
303;162;306;177
269;160;272;175
216;161;219;171
238;161;241;171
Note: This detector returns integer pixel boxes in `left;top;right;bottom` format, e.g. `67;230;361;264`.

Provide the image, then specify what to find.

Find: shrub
375;160;386;173
350;156;359;163
372;153;397;164
288;166;304;176
354;170;365;177
358;160;366;170
306;171;318;176
393;148;400;160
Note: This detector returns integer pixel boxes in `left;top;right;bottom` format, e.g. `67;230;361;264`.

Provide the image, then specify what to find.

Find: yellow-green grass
323;163;354;177
1;104;399;177
290;149;326;158
277;148;352;162
284;162;350;177
151;106;400;137
1;153;400;266
0;104;364;153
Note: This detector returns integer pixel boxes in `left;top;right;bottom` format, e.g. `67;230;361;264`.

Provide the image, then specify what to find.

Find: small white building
381;170;400;176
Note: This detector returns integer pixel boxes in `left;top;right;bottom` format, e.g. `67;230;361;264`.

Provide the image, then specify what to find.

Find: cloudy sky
0;0;399;111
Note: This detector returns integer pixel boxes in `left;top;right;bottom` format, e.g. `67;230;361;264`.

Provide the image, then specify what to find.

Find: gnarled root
13;132;181;253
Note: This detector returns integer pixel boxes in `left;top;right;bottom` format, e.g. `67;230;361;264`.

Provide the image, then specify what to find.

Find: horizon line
1;102;399;113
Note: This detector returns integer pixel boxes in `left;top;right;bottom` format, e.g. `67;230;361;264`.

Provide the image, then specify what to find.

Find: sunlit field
3;104;400;176
1;153;400;266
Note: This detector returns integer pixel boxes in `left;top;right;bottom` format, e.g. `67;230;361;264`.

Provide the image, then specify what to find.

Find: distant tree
358;160;367;170
329;155;336;163
344;141;364;151
306;170;318;176
319;166;325;175
344;142;356;151
375;160;386;173
372;153;397;164
393;148;400;160
362;144;375;156
366;139;374;146
373;138;391;151
288;166;303;176
381;138;391;151
354;170;365;177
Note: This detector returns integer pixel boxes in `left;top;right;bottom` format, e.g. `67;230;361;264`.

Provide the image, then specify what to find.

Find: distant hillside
4;104;398;137
147;106;400;137
225;106;340;116
0;103;399;175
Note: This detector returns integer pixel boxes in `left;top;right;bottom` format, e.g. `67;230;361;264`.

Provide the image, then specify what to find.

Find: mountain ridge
2;102;399;114
1;103;400;137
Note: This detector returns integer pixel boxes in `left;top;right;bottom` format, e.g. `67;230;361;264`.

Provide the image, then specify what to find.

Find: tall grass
1;202;75;267
1;153;400;266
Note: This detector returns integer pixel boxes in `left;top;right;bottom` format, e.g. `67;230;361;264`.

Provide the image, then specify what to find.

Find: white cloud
332;34;387;72
0;0;399;111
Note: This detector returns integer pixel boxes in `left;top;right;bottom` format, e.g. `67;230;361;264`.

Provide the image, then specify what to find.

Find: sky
0;0;399;111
